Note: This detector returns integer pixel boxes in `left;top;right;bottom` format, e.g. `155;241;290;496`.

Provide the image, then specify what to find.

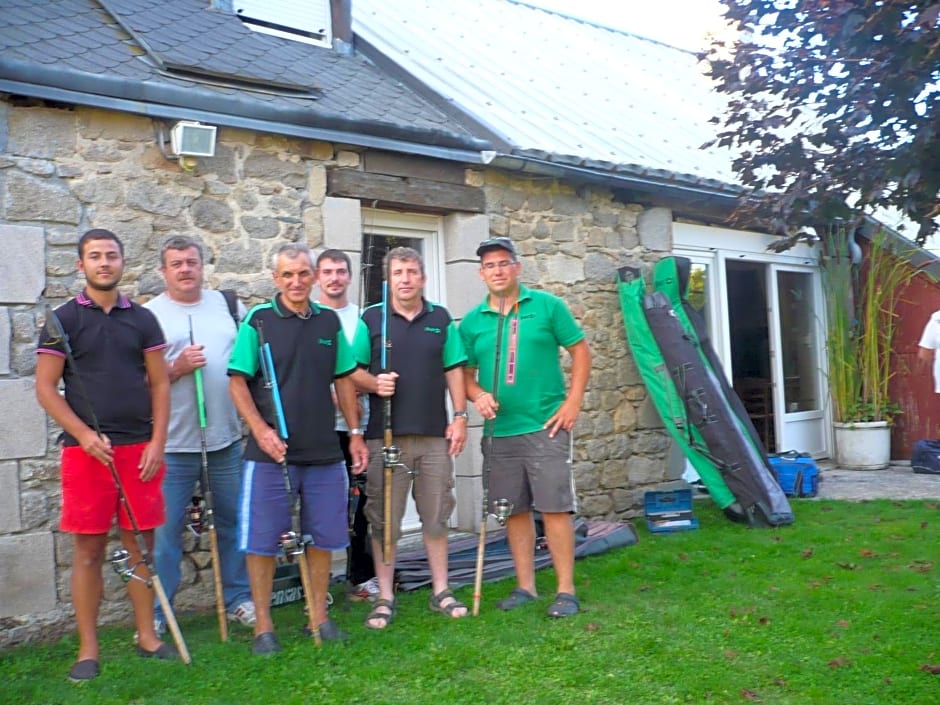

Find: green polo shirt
228;294;357;465
459;285;584;437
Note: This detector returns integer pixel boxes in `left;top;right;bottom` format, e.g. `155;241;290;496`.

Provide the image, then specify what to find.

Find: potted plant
819;226;914;469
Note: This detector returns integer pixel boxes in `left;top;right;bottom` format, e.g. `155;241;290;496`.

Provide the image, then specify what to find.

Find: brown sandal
364;598;396;630
429;588;468;618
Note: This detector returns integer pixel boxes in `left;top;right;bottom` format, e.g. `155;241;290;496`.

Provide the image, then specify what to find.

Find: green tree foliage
704;1;940;245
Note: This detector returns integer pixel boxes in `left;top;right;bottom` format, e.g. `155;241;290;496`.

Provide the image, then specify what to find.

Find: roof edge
0;56;491;153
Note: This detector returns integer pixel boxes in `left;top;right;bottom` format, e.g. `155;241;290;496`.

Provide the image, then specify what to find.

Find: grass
3;499;938;705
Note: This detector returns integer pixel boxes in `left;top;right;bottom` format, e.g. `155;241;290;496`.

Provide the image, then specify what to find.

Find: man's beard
87;277;119;292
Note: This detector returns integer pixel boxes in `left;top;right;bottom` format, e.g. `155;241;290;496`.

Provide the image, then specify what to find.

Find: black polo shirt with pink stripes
37;291;167;446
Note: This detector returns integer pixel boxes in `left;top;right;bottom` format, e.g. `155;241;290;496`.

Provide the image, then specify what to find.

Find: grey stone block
0;308;9;374
0;461;20;532
322;197;362;251
0;225;45;304
0;532;56;617
0;379;46;459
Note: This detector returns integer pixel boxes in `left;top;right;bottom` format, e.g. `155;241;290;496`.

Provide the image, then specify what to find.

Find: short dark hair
78;228;124;258
384;246;425;276
160;235;204;267
316;248;352;271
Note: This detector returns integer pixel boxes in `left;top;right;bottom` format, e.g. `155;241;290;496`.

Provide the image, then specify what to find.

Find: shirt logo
424;326;442;334
319;338;333;346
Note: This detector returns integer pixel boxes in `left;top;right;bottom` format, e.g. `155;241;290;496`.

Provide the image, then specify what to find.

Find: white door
675;223;831;458
360;209;452;532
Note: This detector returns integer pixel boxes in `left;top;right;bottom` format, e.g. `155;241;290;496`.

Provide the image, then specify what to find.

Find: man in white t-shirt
145;236;254;633
315;249;377;602
918;310;940;393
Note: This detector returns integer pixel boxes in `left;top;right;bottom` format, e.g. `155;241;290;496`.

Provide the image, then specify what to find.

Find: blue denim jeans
154;441;250;621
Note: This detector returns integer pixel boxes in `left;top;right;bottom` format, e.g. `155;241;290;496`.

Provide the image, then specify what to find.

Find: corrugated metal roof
353;0;740;190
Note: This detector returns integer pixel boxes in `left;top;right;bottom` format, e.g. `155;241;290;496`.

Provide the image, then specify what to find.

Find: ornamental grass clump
819;227;915;423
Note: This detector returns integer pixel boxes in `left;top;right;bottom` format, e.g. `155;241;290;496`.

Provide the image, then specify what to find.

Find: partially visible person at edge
227;243;392;655
917;309;940;393
353;246;470;630
458;236;591;618
144;236;255;637
314;248;377;603
35;228;175;682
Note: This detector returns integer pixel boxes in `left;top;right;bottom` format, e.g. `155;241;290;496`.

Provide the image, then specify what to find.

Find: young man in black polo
36;228;174;681
227;243;392;654
354;246;470;630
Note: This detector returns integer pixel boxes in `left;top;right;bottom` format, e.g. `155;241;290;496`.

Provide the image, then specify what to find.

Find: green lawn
3;499;937;705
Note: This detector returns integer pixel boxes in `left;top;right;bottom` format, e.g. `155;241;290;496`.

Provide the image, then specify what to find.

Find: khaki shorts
364;435;456;542
482;429;576;515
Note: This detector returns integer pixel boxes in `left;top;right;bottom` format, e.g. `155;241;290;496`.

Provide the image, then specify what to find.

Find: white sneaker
226;600;256;626
349;577;380;603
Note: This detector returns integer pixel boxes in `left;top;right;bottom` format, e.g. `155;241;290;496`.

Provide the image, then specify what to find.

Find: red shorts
60;442;166;534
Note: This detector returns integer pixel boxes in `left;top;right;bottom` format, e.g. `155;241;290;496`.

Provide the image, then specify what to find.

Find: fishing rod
381;278;396;565
45;306;192;664
256;321;321;647
188;316;228;642
472;295;512;617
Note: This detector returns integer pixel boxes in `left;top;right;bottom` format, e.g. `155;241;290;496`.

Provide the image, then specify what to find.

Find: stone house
0;0;844;645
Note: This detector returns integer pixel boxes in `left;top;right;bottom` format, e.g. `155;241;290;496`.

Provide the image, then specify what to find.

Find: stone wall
0;101;669;648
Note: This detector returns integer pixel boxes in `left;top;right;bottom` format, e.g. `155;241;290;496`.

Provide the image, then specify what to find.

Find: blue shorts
238;460;349;556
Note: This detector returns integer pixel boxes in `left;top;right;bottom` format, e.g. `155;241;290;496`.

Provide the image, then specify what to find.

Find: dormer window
234;0;333;48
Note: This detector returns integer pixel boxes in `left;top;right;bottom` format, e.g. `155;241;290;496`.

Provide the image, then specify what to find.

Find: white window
234;0;332;47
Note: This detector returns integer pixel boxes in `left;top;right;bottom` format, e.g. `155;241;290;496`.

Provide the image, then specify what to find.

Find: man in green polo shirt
460;236;591;618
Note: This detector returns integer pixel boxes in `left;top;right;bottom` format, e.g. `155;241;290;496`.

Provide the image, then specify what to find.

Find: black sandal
364;598;396;630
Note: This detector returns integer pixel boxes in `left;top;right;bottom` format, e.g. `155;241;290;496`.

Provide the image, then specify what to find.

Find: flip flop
67;659;99;682
547;592;580;618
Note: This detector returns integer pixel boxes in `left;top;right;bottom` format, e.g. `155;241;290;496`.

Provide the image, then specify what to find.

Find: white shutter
234;0;332;47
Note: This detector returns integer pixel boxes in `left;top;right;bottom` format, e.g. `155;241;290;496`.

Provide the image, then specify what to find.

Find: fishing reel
185;495;205;537
110;549;152;586
278;530;307;561
490;497;514;526
383;444;414;475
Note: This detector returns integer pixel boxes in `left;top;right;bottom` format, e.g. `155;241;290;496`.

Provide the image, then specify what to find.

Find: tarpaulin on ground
394;518;638;591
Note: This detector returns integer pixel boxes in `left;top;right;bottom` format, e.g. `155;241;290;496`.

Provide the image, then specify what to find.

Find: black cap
476;237;517;258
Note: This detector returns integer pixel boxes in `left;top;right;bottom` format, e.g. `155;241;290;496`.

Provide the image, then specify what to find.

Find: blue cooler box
768;451;819;497
644;489;699;533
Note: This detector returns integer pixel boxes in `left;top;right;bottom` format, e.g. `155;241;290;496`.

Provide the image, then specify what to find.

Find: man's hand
375;372;398;397
445;418;468;456
78;428;113;466
544;398;581;438
138;441;165;481
472;391;499;420
172;344;207;378
349;434;369;471
256;426;288;464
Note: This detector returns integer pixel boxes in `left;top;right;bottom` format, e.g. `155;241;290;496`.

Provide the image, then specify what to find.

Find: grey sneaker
226;600;256;626
303;618;348;642
252;631;281;656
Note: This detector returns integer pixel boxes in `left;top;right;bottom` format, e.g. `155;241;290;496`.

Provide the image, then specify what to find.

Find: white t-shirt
328;302;370;432
145;290;246;452
917;310;940;393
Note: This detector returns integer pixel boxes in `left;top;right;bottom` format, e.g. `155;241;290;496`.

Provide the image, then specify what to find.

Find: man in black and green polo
354;246;470;629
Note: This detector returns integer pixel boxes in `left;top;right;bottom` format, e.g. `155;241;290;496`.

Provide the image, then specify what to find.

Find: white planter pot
832;421;891;470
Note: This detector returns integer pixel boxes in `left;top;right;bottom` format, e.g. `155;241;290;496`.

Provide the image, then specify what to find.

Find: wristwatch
453;411;469;420
349;428;364;435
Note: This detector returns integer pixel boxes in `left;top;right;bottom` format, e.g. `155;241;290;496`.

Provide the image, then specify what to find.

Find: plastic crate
644;489;699;533
768;452;819;497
